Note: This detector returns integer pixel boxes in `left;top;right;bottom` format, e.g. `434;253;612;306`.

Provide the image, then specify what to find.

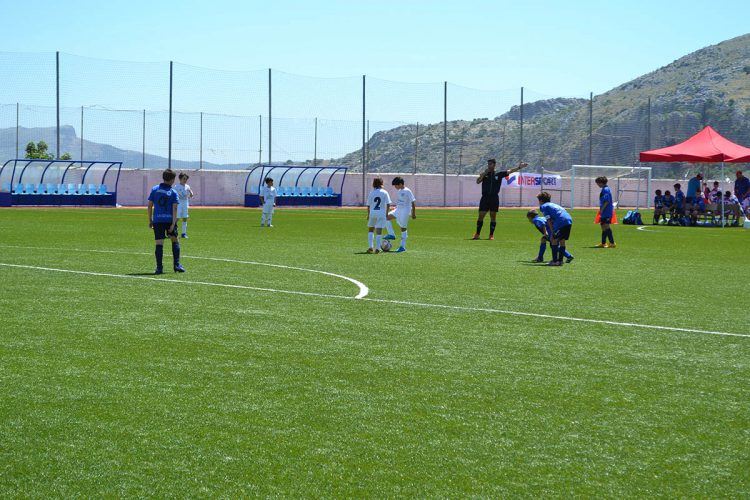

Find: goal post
570;165;652;209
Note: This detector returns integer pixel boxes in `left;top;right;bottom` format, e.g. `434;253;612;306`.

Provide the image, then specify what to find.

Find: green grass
0;206;748;497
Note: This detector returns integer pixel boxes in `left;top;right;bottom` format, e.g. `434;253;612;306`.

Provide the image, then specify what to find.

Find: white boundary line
0;244;369;299
0;260;747;339
637;226;659;232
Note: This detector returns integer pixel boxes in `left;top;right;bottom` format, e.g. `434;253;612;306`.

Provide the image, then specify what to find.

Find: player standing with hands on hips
472;159;528;240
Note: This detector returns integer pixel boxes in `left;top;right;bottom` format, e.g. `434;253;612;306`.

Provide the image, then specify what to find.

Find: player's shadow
127;272;166;276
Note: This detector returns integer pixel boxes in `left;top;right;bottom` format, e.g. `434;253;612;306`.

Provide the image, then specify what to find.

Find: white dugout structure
104;165;657;209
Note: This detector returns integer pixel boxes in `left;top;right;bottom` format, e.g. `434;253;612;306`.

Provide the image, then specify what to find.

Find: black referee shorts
479;195;500;212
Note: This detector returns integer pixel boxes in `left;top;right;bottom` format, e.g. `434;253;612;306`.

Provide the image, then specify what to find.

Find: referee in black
472;159;527;240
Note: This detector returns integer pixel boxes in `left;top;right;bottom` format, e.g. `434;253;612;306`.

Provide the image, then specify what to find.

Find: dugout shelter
0;159;122;207
244;165;347;207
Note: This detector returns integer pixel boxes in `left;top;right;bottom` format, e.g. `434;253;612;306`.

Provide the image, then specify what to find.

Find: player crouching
537;192;573;267
527;209;573;264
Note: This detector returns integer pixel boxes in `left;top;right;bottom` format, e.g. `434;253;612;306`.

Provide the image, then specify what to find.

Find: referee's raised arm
508;161;528;174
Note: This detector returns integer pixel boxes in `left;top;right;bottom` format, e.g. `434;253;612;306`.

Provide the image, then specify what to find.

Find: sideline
637;225;659;232
0;260;747;339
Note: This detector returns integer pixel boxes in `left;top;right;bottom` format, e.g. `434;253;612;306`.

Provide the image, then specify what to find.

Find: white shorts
368;212;387;229
389;209;410;228
262;202;275;214
177;202;189;219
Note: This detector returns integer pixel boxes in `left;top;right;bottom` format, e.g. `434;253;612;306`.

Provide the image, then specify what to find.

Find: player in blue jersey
527;209;573;264
147;169;184;274
537;192;573;267
653;189;665;225
595;176;616;248
689;189;705;225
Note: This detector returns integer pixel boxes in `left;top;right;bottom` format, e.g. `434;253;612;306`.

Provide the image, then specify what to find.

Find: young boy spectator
147;169;184;274
709;181;722;204
259;177;277;227
662;190;675;223
689;190;705;225
724;190;742;225
384;176;416;252
366;177;392;253
673;183;686;222
653;189;665;225
537;192;573;267
595;176;615;248
527;209;573;264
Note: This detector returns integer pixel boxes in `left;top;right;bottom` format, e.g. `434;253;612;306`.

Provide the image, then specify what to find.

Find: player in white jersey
174;173;195;238
384;176;416;252
259;177;277;227
366;177;392;253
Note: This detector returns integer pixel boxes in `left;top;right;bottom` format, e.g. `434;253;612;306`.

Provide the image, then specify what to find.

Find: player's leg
367;225;375;252
488;210;498;240
535;236;547;262
181;216;189;238
168;229;184;272
375;227;383;253
474;209;487;239
154;239;165;274
267;207;274;227
385;211;396;238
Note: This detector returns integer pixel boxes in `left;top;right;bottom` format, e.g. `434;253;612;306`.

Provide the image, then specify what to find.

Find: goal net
564;165;652;209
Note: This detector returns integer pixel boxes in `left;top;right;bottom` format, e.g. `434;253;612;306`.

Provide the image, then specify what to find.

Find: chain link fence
2;51;747;184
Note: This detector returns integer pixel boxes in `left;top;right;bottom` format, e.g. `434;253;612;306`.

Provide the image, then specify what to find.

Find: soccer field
0;206;748;497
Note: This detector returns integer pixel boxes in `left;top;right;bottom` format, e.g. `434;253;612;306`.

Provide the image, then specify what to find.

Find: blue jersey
693;197;705;211
662;194;674;208
686;177;701;199
148;183;179;223
654;195;664;208
735;176;750;200
599;186;613;217
540;202;573;231
674;191;685;210
532;215;548;234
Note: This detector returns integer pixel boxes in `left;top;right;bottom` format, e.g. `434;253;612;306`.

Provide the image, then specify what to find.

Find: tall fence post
413;122;419;175
56;51;60;159
443;81;447;207
588;92;593;164
258;115;262;166
199;111;203;170
646;97;652;151
168;61;173;169
15;103;19;159
268;68;272;165
519;87;524;206
142;109;146;169
80;106;84;160
362;75;366;206
313;117;318;167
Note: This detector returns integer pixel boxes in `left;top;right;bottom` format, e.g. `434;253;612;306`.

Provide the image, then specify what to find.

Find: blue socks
155;245;164;269
538;242;547;260
172;241;181;267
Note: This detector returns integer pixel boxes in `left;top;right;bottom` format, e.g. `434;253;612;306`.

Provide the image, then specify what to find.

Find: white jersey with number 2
367;188;391;228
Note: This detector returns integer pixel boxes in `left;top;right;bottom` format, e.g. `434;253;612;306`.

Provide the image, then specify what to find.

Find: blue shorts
600;217;612;224
153;222;177;240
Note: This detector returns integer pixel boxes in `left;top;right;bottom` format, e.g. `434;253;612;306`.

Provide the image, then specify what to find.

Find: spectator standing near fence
595;176;616;248
259;177;277;227
472;159;527;240
173;173;194;238
147;169;184;274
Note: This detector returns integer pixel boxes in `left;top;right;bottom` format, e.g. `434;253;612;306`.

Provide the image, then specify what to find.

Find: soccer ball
380;239;392;252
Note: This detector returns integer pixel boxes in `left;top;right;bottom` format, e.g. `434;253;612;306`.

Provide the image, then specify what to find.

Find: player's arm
507;161;528;175
188;187;194;198
259;195;265;205
170;202;178;231
411;201;416;219
476;169;489;184
147;201;154;228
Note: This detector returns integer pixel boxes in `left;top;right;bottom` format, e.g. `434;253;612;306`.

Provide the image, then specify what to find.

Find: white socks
368;232;374;248
401;230;408;249
386;220;395;236
181;221;187;235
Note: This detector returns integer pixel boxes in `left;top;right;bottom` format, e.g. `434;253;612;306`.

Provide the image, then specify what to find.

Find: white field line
0;260;748;340
637;226;659;232
0;244;369;299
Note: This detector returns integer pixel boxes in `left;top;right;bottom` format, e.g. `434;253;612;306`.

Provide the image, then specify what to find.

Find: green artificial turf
0;206;748;497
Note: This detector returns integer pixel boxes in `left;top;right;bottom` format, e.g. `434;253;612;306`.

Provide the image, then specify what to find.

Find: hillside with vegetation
337;33;750;179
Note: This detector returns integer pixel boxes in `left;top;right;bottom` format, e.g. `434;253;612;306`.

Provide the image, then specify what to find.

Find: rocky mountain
337;33;750;178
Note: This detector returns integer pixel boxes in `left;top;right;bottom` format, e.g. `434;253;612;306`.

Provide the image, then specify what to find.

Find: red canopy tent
639;126;750;225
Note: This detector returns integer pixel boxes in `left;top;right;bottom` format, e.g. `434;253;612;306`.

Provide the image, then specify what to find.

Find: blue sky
4;0;749;97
